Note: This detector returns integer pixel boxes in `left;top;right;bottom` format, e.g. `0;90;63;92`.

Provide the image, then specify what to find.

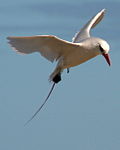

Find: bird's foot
67;68;69;73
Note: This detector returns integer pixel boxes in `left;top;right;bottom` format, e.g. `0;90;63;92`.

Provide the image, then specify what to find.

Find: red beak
102;53;111;66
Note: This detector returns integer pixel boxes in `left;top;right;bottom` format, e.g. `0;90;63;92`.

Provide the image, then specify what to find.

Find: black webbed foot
67;68;69;73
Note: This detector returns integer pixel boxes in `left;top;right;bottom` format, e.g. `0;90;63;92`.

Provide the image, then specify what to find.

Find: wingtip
7;36;12;40
7;36;25;55
101;9;106;14
7;37;14;44
97;9;106;17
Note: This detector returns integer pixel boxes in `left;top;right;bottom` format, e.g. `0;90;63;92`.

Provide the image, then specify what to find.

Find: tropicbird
7;9;111;124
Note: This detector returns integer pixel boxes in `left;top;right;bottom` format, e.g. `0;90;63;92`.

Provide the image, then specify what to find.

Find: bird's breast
62;49;99;69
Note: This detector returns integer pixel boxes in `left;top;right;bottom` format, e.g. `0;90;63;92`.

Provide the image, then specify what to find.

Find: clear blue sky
0;0;120;150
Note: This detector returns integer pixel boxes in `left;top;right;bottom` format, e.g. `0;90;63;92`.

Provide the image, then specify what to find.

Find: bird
7;9;111;124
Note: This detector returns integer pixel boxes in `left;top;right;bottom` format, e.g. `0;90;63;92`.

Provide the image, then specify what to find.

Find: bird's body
7;9;110;83
56;37;105;69
7;9;111;123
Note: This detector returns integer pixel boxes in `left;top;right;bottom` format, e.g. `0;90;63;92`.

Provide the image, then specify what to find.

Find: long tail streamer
25;82;56;126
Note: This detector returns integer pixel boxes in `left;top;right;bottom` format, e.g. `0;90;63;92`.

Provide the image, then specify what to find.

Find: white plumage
7;9;111;83
7;9;111;124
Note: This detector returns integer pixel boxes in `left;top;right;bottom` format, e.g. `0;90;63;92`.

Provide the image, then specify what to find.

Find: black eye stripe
99;45;105;53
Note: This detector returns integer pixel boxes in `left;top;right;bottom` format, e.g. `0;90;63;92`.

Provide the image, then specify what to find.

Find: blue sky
0;0;120;150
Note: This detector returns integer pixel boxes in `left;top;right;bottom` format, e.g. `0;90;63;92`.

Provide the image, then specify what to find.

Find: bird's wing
7;35;79;62
72;9;106;43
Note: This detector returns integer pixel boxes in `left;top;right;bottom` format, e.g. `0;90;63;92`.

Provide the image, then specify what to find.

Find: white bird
7;9;111;124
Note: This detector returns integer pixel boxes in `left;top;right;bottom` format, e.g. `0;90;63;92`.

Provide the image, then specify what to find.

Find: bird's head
98;39;111;66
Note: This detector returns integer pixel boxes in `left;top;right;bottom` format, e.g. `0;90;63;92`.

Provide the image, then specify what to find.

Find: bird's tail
24;82;56;126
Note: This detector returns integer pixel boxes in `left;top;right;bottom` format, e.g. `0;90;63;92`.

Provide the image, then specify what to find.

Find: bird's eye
99;45;105;53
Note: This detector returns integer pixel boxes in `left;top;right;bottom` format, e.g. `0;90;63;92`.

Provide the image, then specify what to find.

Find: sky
0;0;120;150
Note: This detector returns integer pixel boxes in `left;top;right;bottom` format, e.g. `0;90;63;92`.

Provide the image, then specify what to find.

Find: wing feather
73;9;106;43
7;35;79;62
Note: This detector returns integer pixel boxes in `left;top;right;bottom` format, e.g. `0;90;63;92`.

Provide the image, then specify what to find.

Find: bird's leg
67;68;69;73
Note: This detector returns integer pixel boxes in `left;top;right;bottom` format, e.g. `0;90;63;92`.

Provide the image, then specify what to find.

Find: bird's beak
102;53;111;66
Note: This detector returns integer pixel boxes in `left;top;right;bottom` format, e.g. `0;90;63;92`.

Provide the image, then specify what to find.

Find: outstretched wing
72;9;106;43
7;35;79;62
